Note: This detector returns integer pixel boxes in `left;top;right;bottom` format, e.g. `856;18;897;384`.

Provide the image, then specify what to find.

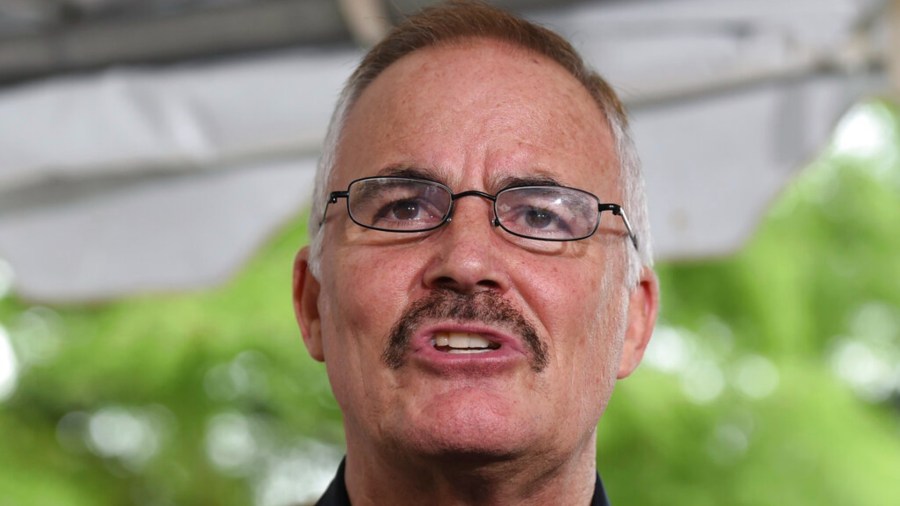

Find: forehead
334;39;619;194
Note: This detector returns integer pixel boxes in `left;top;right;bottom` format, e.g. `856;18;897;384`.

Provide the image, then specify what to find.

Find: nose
422;194;510;294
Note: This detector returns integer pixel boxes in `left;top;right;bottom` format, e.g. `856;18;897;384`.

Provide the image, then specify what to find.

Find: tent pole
890;0;900;97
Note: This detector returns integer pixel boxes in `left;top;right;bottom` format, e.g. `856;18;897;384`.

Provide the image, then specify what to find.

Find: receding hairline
345;35;613;134
344;31;628;131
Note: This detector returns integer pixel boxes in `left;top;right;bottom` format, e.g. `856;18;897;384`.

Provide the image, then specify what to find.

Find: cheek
520;262;624;431
531;259;608;335
316;246;421;388
531;258;626;380
324;241;414;324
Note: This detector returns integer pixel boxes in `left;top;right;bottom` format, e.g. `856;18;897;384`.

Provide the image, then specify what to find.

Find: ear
293;246;325;362
617;266;659;379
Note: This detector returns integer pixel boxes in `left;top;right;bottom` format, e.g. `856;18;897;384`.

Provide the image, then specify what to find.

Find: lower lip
409;341;528;375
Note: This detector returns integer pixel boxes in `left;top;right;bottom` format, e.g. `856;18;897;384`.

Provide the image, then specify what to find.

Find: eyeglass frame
320;176;639;249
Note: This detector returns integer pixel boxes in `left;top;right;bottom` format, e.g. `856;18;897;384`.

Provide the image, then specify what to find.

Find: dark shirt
316;459;612;506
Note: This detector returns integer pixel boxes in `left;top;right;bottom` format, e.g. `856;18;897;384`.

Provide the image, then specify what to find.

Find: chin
389;392;547;463
400;428;531;465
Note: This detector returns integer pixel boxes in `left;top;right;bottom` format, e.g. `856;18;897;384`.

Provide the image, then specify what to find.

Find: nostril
432;276;501;293
433;276;457;289
476;278;501;290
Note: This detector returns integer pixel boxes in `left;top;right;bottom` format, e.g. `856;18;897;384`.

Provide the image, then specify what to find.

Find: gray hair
307;1;652;285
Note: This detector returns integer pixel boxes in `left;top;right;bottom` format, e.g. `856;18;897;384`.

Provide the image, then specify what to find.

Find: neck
342;434;598;506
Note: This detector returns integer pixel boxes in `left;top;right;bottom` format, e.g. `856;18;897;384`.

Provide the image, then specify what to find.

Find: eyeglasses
321;176;638;248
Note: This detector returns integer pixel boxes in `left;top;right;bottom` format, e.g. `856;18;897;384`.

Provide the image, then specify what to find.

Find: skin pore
294;38;658;506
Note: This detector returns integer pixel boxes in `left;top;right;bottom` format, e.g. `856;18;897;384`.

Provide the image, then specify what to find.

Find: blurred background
0;0;898;505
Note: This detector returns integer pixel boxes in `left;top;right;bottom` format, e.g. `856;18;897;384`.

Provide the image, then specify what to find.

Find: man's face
295;40;656;464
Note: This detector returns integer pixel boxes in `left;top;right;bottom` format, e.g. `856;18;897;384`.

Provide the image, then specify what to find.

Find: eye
524;207;563;230
510;205;572;234
374;198;435;223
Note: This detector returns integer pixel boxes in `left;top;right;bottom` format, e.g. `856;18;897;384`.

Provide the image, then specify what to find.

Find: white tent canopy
0;0;891;302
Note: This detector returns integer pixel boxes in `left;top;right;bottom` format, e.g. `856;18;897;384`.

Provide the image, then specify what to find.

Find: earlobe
293;247;325;362
617;266;660;379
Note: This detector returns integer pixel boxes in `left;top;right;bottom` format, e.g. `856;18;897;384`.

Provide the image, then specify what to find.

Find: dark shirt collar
316;459;612;506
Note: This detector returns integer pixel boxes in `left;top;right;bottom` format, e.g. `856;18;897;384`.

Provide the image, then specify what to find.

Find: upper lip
409;322;530;357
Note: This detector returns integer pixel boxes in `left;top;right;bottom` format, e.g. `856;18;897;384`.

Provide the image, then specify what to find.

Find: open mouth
431;332;502;354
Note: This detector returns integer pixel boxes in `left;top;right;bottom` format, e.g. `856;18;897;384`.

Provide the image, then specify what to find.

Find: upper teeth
433;332;497;352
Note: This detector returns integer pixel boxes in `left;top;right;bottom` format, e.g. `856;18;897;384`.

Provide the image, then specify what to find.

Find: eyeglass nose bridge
445;189;501;227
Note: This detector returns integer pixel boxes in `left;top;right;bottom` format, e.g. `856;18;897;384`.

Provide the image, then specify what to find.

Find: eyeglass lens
495;186;597;240
348;178;451;231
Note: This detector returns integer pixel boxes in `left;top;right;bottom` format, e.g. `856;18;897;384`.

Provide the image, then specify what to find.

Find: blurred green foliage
1;101;898;505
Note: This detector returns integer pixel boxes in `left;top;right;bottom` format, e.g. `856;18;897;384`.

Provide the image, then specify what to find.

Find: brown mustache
382;290;548;372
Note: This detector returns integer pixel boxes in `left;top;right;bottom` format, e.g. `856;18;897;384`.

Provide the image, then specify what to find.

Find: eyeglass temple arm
320;191;349;226
600;203;639;251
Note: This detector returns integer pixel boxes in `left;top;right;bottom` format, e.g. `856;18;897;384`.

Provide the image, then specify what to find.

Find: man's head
307;0;653;283
294;0;658;489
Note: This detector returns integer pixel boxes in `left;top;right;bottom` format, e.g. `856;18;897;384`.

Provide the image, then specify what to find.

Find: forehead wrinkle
376;164;446;182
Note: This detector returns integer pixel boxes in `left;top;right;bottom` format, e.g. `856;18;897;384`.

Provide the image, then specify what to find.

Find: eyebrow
494;174;563;190
374;165;565;191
